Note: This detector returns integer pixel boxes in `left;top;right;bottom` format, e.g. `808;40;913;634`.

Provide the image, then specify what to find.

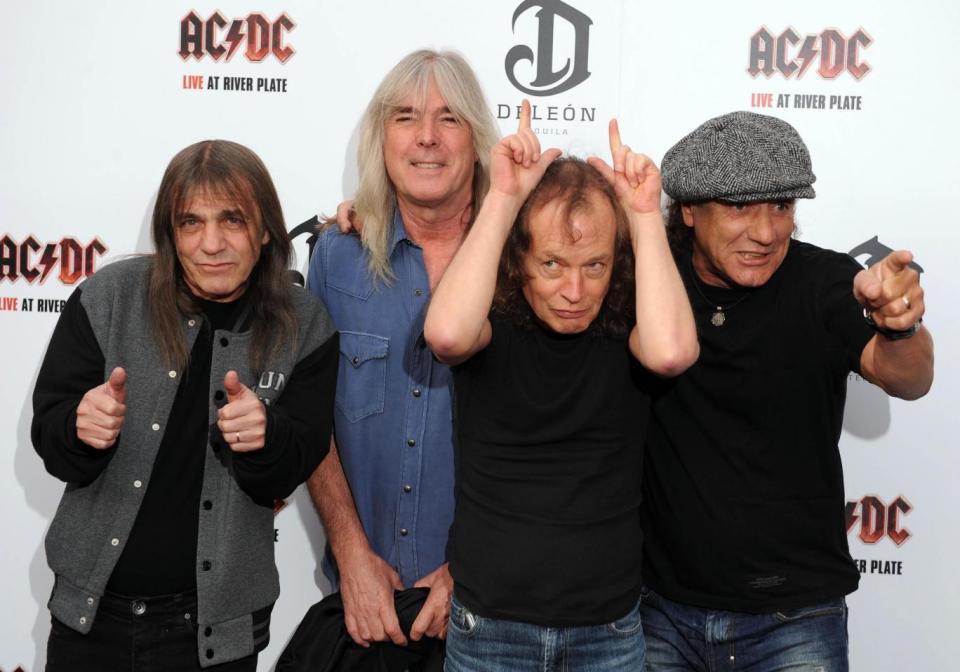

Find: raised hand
76;366;127;449
587;119;662;215
489;99;562;202
218;370;267;452
854;250;925;331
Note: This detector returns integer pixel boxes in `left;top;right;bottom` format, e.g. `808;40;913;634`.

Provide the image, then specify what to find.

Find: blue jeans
640;587;848;671
445;595;645;671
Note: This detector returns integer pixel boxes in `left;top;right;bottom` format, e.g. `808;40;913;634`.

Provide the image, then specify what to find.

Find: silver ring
902;295;910;308
235;432;241;443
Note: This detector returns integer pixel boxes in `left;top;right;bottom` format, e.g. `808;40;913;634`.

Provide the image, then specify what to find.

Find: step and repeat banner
2;1;956;670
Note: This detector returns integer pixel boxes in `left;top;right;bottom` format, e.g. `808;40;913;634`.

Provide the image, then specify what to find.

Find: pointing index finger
519;99;532;132
885;249;914;274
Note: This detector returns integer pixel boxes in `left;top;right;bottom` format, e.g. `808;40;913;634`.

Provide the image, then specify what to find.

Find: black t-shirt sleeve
31;287;117;484
232;332;338;504
817;251;875;374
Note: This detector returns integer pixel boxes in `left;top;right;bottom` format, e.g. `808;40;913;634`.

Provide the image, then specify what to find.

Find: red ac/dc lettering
845;495;912;546
748;27;872;80
0;235;107;285
179;11;295;63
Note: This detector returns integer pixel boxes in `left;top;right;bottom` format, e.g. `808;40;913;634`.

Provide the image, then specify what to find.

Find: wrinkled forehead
532;189;616;235
528;194;617;254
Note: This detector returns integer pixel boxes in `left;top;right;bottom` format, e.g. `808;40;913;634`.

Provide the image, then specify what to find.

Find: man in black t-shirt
641;111;934;671
424;103;698;671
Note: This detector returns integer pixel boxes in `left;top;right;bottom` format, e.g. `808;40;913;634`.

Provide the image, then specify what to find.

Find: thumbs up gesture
218;370;266;452
853;250;924;331
76;367;127;449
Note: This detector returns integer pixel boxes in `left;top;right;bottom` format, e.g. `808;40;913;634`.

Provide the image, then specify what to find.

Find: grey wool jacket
35;256;337;667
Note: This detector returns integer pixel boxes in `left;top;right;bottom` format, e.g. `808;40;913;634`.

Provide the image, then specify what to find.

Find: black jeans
46;591;257;672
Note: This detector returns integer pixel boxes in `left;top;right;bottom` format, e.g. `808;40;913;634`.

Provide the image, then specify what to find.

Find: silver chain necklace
688;260;750;327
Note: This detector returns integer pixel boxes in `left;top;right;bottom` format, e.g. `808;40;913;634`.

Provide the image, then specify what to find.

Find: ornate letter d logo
505;0;592;96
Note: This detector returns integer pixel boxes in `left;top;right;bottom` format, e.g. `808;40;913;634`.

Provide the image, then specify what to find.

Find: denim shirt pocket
336;331;389;423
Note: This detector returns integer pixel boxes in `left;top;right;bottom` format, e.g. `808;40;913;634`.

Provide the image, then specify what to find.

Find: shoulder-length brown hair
492;157;635;338
148;139;296;373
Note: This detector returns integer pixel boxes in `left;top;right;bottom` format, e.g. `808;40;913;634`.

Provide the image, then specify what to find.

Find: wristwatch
863;309;922;340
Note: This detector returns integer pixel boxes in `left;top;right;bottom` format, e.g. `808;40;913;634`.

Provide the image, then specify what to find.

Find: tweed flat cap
661;111;816;203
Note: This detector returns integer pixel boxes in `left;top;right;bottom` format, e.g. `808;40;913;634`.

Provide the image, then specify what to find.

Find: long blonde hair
354;49;500;282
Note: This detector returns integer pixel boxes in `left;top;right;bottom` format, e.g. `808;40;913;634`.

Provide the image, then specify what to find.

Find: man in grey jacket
32;140;338;671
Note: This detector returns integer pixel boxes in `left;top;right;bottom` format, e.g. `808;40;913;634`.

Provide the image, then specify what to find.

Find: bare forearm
307;437;370;558
628;211;699;376
861;328;934;400
425;194;521;362
310;437;407;644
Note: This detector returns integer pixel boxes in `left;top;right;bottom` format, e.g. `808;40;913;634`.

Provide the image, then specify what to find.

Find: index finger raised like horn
609;118;623;154
519;99;532;132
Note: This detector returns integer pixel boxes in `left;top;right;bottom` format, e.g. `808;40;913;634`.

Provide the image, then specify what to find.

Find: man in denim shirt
306;49;499;647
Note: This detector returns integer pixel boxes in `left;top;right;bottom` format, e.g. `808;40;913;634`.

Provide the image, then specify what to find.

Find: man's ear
680;204;695;228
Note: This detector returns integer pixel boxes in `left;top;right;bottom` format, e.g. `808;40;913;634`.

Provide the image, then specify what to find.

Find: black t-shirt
448;317;651;626
642;240;875;613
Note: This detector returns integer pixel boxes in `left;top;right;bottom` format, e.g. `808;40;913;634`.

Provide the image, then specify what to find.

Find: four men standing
31;52;933;671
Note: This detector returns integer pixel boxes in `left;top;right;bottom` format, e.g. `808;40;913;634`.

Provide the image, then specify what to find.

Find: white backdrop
2;1;957;670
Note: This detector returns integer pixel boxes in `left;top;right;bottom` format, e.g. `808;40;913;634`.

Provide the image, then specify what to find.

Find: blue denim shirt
307;211;455;587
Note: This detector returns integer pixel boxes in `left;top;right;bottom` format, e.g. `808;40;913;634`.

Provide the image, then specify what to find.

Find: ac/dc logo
846;495;912;546
748;27;872;80
0;235;107;285
179;11;295;63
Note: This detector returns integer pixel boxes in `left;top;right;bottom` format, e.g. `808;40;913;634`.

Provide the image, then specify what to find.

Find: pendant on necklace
711;309;726;327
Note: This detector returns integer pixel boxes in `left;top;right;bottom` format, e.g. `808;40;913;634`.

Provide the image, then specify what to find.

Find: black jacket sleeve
31;287;117;484
232;332;338;504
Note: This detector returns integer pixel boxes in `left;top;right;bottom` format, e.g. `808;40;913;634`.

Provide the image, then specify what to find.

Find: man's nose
416;118;439;147
748;208;777;245
199;222;226;253
560;271;584;303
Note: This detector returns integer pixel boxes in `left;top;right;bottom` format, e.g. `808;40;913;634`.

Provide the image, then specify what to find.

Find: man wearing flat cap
639;111;934;670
